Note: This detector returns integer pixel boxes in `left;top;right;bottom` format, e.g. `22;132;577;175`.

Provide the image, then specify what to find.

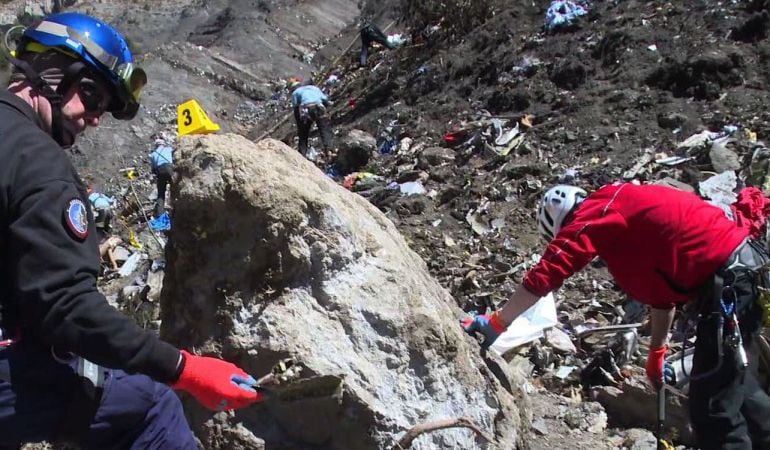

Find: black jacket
0;91;179;382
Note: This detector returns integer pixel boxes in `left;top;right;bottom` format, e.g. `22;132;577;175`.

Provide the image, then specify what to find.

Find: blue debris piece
149;212;171;231
378;138;397;154
545;1;588;31
325;165;342;179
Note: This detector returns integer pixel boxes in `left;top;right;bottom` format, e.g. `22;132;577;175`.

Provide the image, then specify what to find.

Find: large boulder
160;134;520;449
417;146;455;169
335;129;376;174
592;378;695;446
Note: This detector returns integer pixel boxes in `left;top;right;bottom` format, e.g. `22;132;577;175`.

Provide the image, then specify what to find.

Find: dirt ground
304;0;770;315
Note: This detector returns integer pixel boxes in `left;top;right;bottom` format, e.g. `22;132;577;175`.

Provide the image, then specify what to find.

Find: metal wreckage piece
255;358;344;402
577;324;641;388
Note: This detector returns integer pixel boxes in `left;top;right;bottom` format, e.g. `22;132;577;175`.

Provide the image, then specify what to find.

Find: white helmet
537;185;587;240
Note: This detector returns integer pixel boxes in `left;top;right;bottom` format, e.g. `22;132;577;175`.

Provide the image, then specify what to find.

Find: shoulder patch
64;198;89;241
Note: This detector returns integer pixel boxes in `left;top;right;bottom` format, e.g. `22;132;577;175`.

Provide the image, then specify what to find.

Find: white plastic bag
399;181;426;196
387;33;406;48
489;293;558;355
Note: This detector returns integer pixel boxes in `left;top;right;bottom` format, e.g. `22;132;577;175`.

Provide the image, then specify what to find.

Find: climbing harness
685;240;765;381
721;297;748;369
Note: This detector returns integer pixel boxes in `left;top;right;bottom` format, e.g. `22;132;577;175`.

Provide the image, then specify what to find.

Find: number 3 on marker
182;109;192;126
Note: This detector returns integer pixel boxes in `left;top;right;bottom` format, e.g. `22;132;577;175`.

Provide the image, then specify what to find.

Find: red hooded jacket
522;183;749;308
731;186;770;240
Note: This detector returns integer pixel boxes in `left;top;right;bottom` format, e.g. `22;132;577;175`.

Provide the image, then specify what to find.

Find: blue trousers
0;344;196;449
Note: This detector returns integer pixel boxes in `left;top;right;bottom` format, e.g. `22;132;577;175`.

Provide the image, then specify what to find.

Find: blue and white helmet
537;185;587;240
19;12;146;120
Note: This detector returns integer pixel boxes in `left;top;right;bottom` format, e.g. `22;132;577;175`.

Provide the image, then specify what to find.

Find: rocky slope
285;0;770;313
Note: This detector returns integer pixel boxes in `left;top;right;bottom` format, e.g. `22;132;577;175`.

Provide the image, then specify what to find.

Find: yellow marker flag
128;229;143;250
177;99;221;136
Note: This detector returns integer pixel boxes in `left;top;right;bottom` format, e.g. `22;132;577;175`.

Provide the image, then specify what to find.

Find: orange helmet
286;76;302;90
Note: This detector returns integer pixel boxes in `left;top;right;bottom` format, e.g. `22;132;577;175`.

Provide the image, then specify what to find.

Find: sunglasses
77;79;109;114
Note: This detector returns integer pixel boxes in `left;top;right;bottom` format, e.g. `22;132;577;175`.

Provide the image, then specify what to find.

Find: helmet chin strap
8;56;87;146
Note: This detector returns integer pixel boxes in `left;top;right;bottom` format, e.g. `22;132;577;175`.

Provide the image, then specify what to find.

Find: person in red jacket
462;183;770;449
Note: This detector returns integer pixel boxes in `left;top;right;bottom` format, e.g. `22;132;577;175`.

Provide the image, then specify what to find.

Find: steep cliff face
0;0;366;184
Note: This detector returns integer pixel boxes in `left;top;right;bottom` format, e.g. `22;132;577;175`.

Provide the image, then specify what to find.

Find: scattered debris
699;170;738;215
118;252;146;278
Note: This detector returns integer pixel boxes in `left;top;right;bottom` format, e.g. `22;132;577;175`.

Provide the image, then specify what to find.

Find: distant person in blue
288;77;333;157
87;187;115;235
149;137;174;217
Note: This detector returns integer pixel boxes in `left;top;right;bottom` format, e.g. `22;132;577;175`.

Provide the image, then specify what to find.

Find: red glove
646;345;668;385
171;350;264;411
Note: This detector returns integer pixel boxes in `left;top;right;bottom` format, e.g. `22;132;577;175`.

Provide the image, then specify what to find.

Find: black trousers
294;105;333;156
360;24;393;66
689;241;770;449
153;163;173;217
0;344;194;448
94;208;112;234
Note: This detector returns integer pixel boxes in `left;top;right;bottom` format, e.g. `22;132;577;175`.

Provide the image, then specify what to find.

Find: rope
117;153;165;253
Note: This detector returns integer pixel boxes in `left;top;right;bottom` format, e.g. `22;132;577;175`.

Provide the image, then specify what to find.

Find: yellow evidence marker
177;99;221;136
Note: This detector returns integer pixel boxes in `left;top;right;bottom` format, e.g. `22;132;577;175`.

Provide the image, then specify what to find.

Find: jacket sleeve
9;176;181;382
523;207;627;297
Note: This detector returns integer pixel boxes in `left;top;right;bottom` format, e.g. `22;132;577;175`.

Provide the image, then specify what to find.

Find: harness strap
7;56;90;146
690;271;725;320
686;272;725;381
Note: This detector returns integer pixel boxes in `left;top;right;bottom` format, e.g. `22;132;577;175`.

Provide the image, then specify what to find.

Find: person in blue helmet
0;13;264;449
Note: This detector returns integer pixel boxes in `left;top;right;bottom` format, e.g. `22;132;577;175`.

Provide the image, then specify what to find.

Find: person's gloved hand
460;312;507;349
646;345;668;386
171;350;264;411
